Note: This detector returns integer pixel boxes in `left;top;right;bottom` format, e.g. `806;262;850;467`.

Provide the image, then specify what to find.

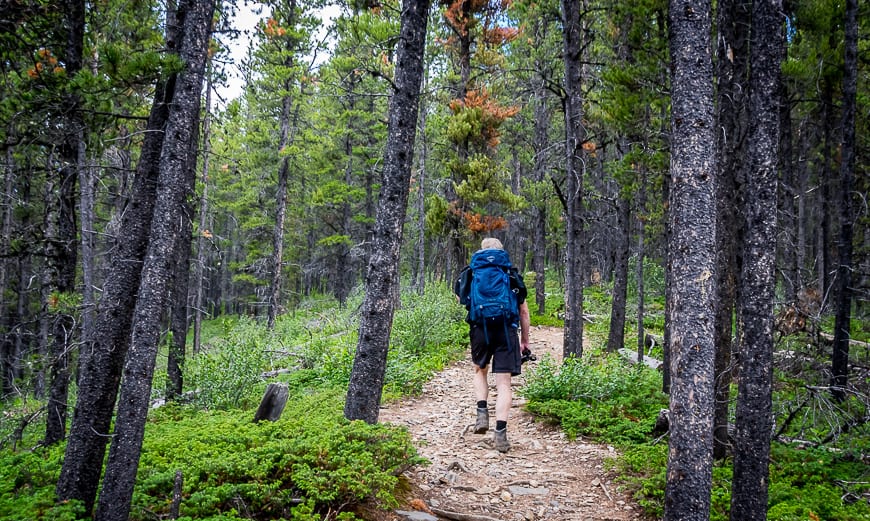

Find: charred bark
43;0;85;446
730;1;783;519
830;0;857;402
607;194;630;353
94;1;213;518
344;0;431;424
663;0;717;519
56;0;184;514
713;0;749;461
561;0;587;359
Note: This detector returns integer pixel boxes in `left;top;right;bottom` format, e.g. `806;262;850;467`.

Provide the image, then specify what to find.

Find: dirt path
379;326;645;521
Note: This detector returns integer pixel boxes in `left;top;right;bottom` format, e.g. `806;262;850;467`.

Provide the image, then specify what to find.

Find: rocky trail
378;326;646;521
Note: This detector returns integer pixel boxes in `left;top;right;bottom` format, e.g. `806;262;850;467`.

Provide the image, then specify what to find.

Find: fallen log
618;348;663;370
430;507;505;521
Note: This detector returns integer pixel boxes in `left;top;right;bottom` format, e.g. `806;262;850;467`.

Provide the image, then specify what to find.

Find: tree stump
253;383;289;422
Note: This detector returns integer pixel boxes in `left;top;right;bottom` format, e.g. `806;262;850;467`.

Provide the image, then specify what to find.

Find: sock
477;400;487;410
496;420;507;431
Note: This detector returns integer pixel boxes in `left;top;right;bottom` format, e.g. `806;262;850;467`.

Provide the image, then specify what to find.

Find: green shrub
0;443;84;520
136;393;424;520
520;354;668;444
185;316;275;409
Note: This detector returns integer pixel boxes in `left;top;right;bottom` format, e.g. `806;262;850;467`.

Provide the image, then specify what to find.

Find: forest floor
375;326;648;521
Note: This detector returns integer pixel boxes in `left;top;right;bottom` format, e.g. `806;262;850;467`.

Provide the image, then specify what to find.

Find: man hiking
454;237;531;452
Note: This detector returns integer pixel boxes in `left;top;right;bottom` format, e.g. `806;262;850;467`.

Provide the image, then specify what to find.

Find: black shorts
470;321;522;376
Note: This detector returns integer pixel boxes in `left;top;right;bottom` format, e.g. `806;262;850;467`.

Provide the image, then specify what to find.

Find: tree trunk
817;81;834;300
713;0;749;461
44;0;85;446
663;0;717;519
0;128;15;396
730;1;782;519
607;194;630;353
532;80;550;316
830;0;857;402
94;1;214;518
344;0;431;424
414;72;429;295
268;74;295;328
635;166;647;365
193;61;213;355
56;2;184;513
561;0;587;359
778;58;798;302
166;115;200;401
80;161;97;348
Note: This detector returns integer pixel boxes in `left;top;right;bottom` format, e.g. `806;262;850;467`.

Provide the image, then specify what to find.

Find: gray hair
480;237;504;250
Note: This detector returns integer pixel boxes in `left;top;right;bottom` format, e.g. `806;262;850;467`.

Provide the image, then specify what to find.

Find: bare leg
474;365;489;402
494;372;512;422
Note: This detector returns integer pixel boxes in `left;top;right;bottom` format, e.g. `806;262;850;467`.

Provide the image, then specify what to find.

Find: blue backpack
467;249;519;332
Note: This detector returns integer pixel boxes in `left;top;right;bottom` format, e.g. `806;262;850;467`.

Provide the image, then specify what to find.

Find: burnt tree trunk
635;166;647;365
192;62;214;355
712;0;748;460
344;0;431;424
830;0;857;402
166;108;201;401
56;4;183;511
561;0;587;359
94;0;213;517
607;193;630;353
531;81;550;316
663;0;717;519
730;1;782;519
43;0;84;446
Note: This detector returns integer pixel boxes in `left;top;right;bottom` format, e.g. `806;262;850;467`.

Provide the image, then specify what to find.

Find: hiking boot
494;428;510;453
474;407;489;434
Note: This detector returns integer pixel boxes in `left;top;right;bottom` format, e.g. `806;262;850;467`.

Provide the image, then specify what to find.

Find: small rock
500;491;512;502
508;486;549;496
440;471;457;485
591;478;600;486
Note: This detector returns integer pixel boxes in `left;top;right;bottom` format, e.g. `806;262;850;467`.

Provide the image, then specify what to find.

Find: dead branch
430;507;506;521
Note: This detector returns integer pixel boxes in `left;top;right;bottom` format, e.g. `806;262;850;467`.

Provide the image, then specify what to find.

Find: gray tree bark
92;1;214;519
56;5;183;511
192;61;214;355
531;77;550;316
662;0;717;519
713;0;749;460
607;193;630;354
561;0;587;359
344;0;431;424
830;0;857;402
166;104;201;401
730;1;783;519
44;0;84;446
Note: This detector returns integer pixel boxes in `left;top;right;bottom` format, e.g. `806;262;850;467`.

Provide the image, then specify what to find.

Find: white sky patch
217;2;341;105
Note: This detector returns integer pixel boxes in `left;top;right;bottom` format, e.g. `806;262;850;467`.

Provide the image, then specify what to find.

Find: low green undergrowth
521;353;668;444
135;393;424;520
183;282;468;410
0;393;424;521
521;341;870;521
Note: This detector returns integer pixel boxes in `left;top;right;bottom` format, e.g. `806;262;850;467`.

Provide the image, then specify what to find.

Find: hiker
454;237;531;452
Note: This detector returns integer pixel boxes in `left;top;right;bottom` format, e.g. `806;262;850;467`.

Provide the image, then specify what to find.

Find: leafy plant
521;354;668;444
135;392;424;520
